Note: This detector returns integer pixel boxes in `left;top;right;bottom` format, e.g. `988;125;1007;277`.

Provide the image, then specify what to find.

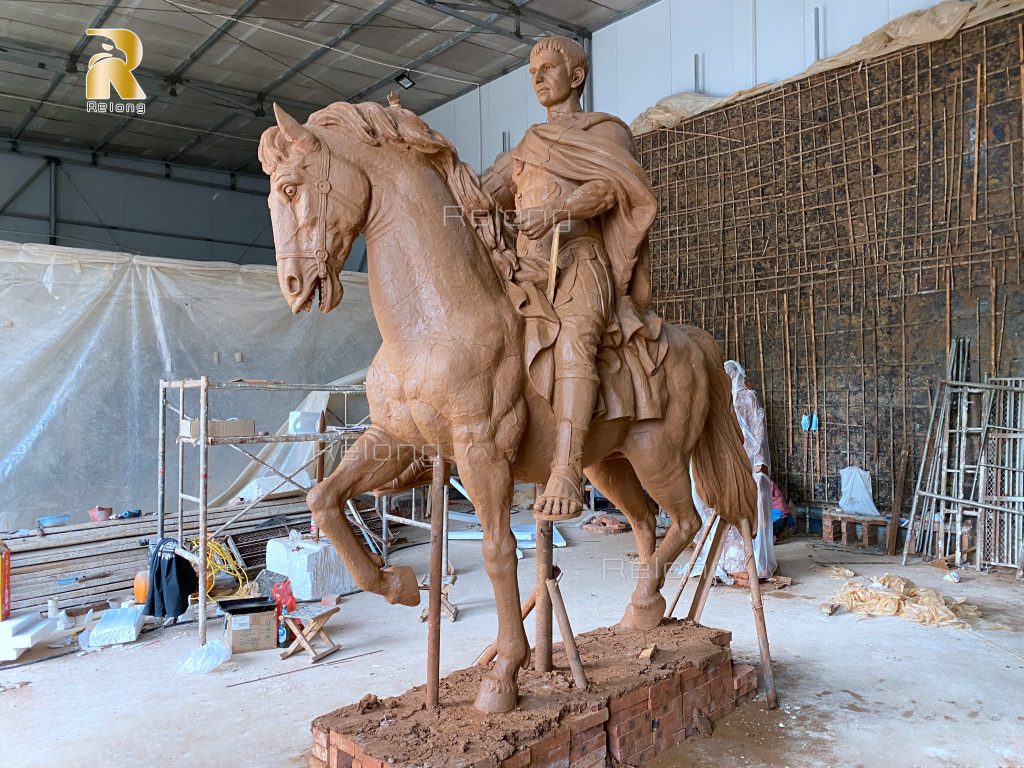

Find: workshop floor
2;511;1022;768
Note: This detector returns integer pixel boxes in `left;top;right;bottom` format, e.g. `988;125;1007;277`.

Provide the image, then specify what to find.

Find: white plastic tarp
838;466;881;516
689;361;776;580
0;241;381;531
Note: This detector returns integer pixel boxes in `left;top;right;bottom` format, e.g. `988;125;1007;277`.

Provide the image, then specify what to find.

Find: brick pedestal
310;622;760;768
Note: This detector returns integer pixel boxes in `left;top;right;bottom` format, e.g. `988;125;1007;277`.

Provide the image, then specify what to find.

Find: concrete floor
2;510;1022;767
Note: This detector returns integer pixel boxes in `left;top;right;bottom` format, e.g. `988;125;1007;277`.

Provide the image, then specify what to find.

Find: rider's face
530;49;575;108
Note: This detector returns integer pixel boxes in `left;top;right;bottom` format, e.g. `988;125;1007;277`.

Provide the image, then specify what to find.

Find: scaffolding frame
157;376;368;644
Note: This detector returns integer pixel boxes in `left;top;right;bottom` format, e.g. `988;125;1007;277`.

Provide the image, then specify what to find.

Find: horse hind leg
585;456;665;631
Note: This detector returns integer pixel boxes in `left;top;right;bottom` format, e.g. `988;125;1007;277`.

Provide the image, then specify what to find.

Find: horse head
259;104;370;314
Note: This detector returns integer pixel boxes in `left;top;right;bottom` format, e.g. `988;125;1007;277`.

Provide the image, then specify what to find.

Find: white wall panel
755;0;807;85
592;23;620;116
612;2;674;123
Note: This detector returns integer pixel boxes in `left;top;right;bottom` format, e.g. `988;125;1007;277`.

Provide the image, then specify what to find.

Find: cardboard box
221;597;277;653
0;541;10;621
179;418;256;440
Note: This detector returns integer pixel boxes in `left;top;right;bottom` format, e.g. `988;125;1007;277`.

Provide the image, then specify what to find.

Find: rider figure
482;36;651;521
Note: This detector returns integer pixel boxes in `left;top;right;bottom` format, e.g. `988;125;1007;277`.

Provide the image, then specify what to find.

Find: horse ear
273;103;319;152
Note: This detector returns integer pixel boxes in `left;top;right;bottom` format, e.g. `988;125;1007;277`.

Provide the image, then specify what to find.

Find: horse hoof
619;595;666;631
382;565;420;607
473;676;519;714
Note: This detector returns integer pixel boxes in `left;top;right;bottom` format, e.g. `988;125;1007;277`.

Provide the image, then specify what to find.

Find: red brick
570;748;607;768
330;732;365;759
609;685;650;713
353;757;384;768
709;629;732;646
313;728;329;749
312;742;329;762
500;748;531;768
677;665;701;683
568;708;609;735
329;746;353;768
570;724;605;748
531;728;570;755
650;675;679;701
531;742;570;768
310;755;327;768
569;731;606;762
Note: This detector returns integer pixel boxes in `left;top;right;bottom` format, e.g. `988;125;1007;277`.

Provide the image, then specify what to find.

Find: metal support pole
198;376;209;645
315;410;326;484
535;485;553;672
48;157;58;245
176;384;185;541
441;481;450;574
740;517;778;709
157;381;167;538
546;577;587;689
426;454;446;708
380;494;391;561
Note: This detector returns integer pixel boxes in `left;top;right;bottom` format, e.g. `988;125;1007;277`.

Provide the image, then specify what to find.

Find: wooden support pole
739;517;778;709
475;567;560;666
535;510;554;673
426;454;446;708
665;511;719;618
686;517;728;623
546;577;587;690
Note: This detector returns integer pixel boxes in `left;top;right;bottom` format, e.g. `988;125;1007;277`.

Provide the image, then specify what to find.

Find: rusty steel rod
535;492;553;673
426;453;446;708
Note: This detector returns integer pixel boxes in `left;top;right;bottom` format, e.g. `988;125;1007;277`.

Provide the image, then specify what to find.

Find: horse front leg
454;427;529;714
307;425;420;606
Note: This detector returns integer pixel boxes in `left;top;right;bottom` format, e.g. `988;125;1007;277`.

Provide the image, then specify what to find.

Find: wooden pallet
1;496;312;614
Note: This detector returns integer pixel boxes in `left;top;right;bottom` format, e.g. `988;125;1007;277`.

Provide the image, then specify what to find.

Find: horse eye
283;184;297;198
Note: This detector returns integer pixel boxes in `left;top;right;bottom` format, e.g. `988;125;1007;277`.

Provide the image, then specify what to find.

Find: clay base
310;620;759;768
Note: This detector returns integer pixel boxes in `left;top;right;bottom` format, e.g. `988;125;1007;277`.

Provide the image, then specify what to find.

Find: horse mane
273;101;517;281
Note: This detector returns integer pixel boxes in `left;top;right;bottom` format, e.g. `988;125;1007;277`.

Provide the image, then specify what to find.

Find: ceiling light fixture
394;71;414;90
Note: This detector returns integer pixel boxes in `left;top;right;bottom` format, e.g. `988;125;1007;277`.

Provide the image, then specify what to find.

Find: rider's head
529;36;588;107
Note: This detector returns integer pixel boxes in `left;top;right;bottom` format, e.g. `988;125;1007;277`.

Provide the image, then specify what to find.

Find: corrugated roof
0;0;648;173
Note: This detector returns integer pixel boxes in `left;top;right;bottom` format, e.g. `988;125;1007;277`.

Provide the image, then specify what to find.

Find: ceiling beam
165;112;236;162
92;0;262;152
166;0;404;164
474;0;590;39
407;0;526;44
0;40;321;117
10;0;122;141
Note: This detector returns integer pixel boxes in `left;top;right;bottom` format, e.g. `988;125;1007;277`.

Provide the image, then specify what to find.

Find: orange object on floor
133;570;149;604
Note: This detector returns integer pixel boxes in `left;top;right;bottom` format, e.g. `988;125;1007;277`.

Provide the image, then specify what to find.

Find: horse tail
689;333;757;531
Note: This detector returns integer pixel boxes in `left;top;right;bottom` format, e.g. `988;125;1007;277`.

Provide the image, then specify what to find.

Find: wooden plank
887;443;912;556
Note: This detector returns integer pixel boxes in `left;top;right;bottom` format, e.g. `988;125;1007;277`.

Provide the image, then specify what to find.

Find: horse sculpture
259;101;759;714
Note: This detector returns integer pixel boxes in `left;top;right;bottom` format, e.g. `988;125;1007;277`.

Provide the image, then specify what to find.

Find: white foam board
1;617;56;649
0;611;40;640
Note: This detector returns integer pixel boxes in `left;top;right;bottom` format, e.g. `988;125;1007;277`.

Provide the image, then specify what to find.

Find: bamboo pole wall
638;11;1024;512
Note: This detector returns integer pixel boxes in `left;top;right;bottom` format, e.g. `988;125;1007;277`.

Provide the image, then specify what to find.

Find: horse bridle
275;136;366;280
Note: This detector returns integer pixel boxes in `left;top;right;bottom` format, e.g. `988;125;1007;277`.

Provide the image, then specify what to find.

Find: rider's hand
513;202;565;240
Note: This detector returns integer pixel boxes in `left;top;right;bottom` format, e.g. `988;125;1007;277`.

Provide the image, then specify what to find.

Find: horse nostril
287;275;301;296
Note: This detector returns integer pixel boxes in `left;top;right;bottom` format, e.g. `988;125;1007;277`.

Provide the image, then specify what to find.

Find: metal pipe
157;381;167;538
0;160;47;214
176;384;185;541
535;496;553;672
426;454;446;708
198;375;209;645
48;158;57;245
546;577;587;689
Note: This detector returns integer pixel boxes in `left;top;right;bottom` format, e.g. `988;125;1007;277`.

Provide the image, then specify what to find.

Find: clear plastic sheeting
631;0;1016;134
0;241;381;531
690;361;776;579
838;466;881;517
211;368;370;507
